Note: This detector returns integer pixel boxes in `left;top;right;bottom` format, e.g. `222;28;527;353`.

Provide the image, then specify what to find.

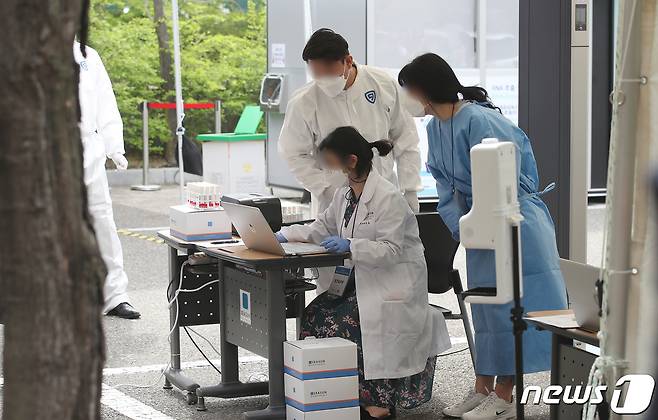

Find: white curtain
590;1;658;419
633;0;658;406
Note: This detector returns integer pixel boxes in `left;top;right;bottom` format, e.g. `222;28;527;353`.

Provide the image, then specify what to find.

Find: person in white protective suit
74;41;140;319
279;28;422;217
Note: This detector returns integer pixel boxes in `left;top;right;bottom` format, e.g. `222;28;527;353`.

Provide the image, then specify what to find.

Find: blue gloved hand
321;236;351;253
275;232;288;243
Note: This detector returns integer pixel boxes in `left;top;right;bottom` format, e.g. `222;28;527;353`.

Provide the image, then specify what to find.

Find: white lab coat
74;42;131;313
278;64;422;216
280;169;450;380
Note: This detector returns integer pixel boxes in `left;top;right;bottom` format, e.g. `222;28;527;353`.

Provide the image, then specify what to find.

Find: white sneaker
442;389;488;418
462;392;516;420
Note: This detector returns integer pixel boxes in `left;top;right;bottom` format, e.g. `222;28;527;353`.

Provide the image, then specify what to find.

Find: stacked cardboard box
284;337;359;420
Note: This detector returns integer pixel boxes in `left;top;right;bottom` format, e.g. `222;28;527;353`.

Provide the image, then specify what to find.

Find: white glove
404;191;420;213
109;152;128;170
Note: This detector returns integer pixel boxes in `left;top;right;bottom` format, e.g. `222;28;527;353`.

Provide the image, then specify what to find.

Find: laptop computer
559;259;601;332
221;202;327;256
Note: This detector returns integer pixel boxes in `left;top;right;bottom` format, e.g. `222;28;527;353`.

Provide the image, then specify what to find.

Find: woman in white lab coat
277;127;449;420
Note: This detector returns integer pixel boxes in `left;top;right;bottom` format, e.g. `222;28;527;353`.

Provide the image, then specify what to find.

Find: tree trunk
153;0;179;165
0;1;106;419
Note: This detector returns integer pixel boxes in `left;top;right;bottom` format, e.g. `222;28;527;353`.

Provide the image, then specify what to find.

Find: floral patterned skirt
299;286;437;410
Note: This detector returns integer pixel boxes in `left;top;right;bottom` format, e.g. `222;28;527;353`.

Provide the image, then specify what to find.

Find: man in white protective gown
279;28;422;218
74;41;140;319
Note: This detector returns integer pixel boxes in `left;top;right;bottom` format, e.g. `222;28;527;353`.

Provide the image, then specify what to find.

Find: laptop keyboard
281;242;326;254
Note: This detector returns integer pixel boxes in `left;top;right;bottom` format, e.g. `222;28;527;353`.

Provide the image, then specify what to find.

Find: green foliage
88;0;266;157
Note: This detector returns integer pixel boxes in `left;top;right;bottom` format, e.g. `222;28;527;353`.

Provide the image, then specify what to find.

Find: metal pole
302;0;313;83
511;224;525;420
214;100;222;133
171;0;185;203
601;1;642;417
143;102;149;185
131;101;161;191
476;0;487;88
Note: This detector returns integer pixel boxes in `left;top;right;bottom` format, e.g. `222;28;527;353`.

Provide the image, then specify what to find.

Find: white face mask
406;99;427;117
401;90;429;117
315;66;350;98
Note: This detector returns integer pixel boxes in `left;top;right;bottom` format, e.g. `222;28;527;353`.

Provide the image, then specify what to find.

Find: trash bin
198;105;266;194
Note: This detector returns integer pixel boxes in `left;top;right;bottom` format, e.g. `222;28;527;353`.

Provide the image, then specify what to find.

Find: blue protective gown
426;102;568;376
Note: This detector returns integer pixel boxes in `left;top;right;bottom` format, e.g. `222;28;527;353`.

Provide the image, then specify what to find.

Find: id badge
327;266;352;297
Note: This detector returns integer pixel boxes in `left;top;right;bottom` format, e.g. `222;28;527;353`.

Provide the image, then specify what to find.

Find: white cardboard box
284;374;358;412
286;405;359;420
169;205;232;241
202;140;266;195
284;337;357;380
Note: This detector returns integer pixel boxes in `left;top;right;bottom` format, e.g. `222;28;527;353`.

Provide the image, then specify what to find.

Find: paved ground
0;185;606;420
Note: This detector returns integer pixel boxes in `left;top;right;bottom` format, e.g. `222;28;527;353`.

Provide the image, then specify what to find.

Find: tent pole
601;0;642;417
171;0;185;202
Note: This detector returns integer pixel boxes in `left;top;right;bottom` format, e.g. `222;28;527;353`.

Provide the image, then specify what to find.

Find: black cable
169;261;221;375
437;346;470;357
183;327;221;375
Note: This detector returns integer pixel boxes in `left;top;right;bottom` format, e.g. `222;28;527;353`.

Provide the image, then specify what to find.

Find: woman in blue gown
398;53;567;420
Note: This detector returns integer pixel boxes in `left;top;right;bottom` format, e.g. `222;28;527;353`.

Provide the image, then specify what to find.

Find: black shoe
107;302;141;319
360;406;395;420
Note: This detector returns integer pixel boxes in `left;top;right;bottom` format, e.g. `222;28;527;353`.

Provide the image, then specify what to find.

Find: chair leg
457;293;476;368
451;271;476;368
